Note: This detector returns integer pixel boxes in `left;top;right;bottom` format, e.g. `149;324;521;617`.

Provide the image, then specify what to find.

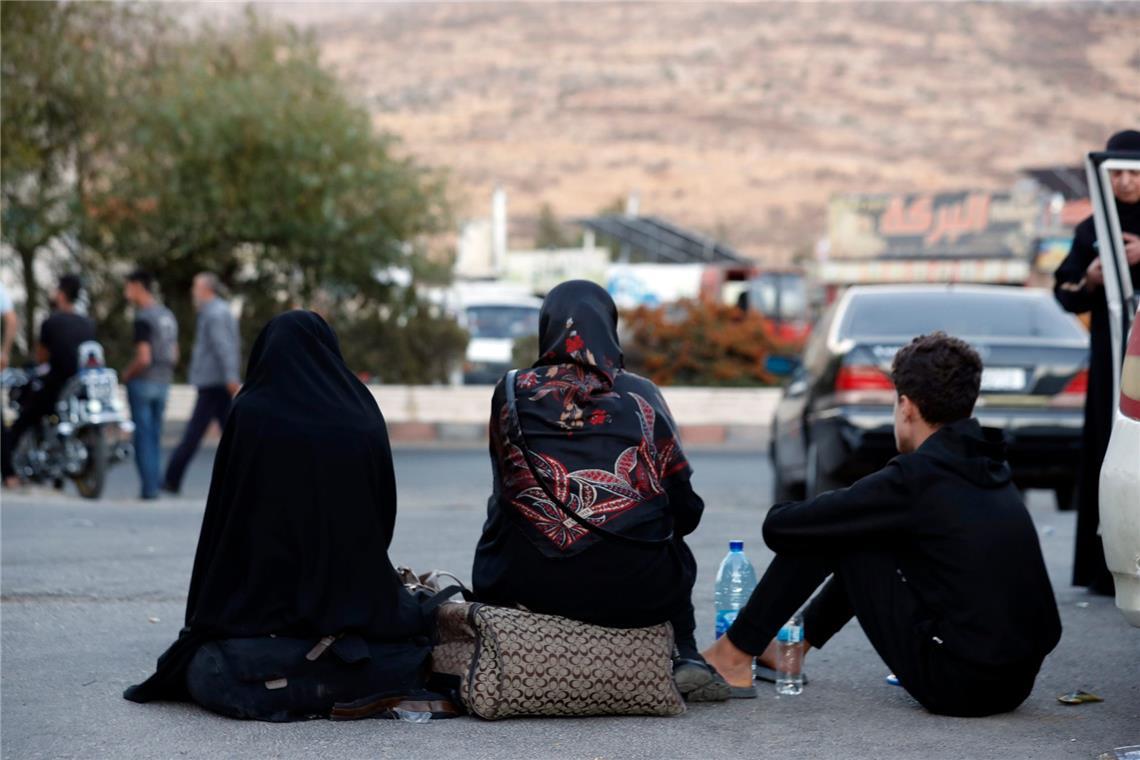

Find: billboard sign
828;191;1039;261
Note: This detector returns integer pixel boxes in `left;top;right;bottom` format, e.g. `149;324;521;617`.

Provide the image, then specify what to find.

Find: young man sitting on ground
703;332;1062;716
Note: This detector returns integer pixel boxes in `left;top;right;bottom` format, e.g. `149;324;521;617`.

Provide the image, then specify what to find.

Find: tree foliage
621;300;786;386
1;1;154;350
3;6;463;381
533;202;574;249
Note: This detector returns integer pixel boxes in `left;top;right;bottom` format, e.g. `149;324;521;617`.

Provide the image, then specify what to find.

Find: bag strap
504;370;673;548
420;584;475;615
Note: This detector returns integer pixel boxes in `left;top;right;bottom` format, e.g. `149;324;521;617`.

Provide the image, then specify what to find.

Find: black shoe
673;658;732;702
160;483;180;496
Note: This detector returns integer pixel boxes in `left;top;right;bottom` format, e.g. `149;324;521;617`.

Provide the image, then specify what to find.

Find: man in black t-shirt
2;274;96;486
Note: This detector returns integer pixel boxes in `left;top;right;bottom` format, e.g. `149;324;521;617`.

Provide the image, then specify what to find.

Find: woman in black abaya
1054;129;1140;595
472;280;730;702
124;311;429;720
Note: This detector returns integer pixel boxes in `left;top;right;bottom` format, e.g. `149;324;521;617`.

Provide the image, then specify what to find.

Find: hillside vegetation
241;2;1140;261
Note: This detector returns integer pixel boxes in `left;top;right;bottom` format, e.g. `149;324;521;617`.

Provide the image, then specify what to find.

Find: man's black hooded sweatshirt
763;418;1062;668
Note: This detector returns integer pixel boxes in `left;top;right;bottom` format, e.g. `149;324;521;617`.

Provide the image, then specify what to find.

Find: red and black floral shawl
492;280;691;557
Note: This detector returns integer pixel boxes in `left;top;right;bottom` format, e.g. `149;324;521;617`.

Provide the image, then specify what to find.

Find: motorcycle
2;341;133;499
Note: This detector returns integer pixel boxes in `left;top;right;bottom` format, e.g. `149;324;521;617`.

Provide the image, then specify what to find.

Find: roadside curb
160;422;770;450
381;423;770;449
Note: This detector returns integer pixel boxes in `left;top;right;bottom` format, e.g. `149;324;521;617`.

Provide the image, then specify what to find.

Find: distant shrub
621;300;790;387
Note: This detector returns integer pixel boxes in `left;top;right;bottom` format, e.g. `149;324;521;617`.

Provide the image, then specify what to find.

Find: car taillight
834;365;896;405
1122;325;1140;421
836;366;895;391
1050;369;1088;408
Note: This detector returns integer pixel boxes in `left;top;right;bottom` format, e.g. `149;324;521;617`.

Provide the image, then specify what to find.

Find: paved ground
2;446;1137;760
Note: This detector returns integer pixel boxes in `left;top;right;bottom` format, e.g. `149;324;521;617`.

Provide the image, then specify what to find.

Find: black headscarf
1106;129;1140;152
498;281;690;556
125;310;424;703
1106;129;1140;230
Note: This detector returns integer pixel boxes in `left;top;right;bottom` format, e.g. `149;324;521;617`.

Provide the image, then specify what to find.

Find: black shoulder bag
503;369;672;547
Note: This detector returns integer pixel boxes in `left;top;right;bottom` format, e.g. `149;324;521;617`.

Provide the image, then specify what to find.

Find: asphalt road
2;446;1137;760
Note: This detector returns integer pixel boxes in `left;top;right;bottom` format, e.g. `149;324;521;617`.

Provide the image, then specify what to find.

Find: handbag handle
503;370;673;548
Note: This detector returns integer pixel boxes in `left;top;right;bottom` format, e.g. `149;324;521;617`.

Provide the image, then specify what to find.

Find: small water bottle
775;613;805;696
714;540;758;638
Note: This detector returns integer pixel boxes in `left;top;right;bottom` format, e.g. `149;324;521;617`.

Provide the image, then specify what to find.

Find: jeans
126;380;169;499
163;385;232;493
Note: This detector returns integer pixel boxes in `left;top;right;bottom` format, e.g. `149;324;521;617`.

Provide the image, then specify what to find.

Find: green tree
593;195;627;261
533;202;572;249
0;1;152;351
83;13;457;378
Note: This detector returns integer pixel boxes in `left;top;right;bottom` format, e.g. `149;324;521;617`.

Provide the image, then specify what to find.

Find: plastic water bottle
714;540;758;639
776;613;805;695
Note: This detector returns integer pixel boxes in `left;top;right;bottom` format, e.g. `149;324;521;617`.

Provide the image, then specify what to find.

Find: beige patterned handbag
432;602;685;720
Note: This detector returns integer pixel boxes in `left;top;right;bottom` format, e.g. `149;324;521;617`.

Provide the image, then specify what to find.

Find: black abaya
125;310;425;703
1054;202;1140;592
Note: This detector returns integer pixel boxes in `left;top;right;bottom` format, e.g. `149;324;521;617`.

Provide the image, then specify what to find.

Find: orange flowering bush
621;300;794;387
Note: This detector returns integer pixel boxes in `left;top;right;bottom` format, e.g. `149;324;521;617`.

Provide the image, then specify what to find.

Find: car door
1085;149;1139;390
1087;147;1140;625
773;300;840;482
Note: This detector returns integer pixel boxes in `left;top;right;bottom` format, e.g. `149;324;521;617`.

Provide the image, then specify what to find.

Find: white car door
1087;149;1140;626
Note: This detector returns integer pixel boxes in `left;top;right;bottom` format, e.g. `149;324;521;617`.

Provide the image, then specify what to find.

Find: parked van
450;285;542;385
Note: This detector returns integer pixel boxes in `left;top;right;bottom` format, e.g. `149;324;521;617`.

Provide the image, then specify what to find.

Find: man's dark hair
890;332;982;425
127;269;155;292
57;274;82;305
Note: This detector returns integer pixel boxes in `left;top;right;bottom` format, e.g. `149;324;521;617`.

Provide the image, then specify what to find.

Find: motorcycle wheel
74;428;108;500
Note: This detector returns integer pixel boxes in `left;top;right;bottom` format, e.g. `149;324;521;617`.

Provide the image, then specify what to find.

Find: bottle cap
729;540;744;552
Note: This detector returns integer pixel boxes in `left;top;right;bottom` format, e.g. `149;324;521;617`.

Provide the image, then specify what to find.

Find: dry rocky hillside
232;2;1140;262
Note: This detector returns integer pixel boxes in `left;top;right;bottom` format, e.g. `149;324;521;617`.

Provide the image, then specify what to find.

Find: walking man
162;273;240;495
123;270;179;500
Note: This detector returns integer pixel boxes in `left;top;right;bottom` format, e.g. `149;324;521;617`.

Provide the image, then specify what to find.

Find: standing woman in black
1054;129;1140;595
472;280;730;702
124;311;429;720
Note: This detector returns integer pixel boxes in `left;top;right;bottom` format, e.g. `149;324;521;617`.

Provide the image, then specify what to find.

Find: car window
803;301;839;373
466;306;540;340
749;273;808;320
838;291;1086;340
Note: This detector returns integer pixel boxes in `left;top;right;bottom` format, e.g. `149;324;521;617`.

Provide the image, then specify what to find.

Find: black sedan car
770;284;1089;508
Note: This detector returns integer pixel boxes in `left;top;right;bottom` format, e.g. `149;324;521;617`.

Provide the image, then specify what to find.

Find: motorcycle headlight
86;399;103;414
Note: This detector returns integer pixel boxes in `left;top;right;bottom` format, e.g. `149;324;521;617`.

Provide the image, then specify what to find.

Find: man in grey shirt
162;272;241;495
123;270;179;499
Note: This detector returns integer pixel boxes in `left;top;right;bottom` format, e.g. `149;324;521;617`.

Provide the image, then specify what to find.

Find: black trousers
163;386;232;492
668;537;699;661
1;384;57;479
726;552;1040;717
185;636;431;722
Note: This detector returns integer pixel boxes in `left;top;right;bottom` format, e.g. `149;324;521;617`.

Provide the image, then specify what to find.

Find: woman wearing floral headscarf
472;280;731;702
